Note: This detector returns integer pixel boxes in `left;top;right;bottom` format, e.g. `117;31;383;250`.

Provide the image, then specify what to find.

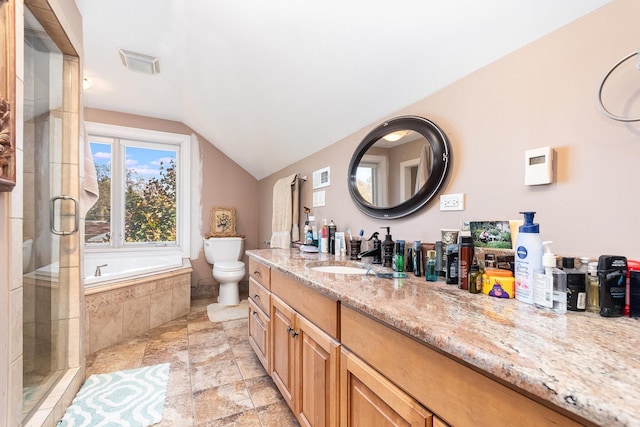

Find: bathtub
82;250;193;353
83;251;186;287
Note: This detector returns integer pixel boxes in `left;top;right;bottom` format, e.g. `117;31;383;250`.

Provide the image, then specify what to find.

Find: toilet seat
214;261;245;272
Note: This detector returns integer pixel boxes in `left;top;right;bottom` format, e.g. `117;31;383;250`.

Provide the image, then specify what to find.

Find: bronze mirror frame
347;115;451;219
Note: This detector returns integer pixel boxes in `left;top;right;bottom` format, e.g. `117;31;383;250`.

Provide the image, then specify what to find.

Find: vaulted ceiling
76;0;612;180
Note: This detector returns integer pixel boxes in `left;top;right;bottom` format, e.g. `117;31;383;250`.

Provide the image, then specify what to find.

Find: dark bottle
563;257;586;312
413;240;422;277
435;241;445;277
458;236;474;290
380;227;394;268
598;255;627;317
469;262;481;294
406;247;414;272
446;244;459;285
328;220;337;255
630;270;640;318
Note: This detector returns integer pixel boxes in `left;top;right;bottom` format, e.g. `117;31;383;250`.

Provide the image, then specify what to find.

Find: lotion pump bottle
514;211;543;304
533;241;567;313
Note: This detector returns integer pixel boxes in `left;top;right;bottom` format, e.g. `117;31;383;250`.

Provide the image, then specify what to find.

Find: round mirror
348;116;451;219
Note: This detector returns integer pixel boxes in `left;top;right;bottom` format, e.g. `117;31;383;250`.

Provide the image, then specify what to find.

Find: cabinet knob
253;293;260;300
290;329;299;338
253;270;261;276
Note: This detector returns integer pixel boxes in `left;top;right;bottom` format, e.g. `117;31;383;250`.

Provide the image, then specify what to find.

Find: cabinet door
297;314;340;427
271;295;297;410
341;348;432;427
248;298;270;372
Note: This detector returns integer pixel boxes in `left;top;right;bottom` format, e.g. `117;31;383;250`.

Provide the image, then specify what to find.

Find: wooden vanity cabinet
270;270;340;427
248;258;272;372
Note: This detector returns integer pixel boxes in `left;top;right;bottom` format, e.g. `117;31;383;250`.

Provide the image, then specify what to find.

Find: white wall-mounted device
313;166;330;189
313;190;326;207
524;146;554;186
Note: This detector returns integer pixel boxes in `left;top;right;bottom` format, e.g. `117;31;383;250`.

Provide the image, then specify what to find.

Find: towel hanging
270;173;300;249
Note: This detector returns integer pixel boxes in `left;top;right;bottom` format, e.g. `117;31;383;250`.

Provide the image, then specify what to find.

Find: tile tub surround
85;267;192;354
247;249;640;427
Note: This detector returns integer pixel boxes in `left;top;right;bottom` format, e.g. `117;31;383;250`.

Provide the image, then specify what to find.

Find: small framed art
210;207;237;237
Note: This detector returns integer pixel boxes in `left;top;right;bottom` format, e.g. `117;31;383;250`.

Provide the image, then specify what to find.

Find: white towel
80;123;99;215
415;143;432;194
270;173;298;249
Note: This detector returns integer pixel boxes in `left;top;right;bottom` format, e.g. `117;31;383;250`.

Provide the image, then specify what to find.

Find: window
357;154;388;206
84;122;191;256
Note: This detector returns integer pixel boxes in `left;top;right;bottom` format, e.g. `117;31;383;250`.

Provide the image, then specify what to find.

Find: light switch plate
440;193;465;211
313;190;326;207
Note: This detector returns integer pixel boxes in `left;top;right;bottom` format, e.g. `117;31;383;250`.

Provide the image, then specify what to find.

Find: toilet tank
204;237;244;264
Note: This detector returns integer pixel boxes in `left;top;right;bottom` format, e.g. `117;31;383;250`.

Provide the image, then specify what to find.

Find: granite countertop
247;248;640;426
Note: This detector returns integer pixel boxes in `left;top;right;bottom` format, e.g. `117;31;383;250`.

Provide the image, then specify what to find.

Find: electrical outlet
440;193;465;211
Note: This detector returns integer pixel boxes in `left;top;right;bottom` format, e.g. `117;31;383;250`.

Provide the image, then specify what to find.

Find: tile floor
85;298;300;426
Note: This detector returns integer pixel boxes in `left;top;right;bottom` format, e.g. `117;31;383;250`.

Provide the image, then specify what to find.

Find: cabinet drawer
271;269;339;339
249;258;271;289
249;277;271;315
248;298;270;373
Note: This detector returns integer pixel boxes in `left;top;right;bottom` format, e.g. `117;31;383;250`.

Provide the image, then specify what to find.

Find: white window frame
360;154;388;206
84;122;191;258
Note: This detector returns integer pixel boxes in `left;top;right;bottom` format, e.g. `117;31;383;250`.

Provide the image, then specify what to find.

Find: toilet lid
214;261;245;272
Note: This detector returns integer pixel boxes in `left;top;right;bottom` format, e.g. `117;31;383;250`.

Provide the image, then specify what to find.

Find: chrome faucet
95;264;108;277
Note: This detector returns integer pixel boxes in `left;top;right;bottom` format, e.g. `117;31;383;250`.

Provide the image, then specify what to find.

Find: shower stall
21;4;82;421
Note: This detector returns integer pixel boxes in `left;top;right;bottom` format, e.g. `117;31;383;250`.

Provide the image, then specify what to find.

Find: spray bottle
514;211;543;304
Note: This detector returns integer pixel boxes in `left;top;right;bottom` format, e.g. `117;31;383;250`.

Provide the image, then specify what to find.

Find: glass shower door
22;6;71;418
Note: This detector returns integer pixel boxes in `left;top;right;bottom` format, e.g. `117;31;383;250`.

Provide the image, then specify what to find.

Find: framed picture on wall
209;207;237;237
0;0;16;192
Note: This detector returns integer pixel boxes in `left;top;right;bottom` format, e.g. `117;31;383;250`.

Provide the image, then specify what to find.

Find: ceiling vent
118;49;160;75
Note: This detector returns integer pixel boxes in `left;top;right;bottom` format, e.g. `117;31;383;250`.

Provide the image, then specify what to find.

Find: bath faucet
95;264;108;277
357;247;382;264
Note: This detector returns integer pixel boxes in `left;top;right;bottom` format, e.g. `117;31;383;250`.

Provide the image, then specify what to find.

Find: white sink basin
307;261;371;275
310;265;370;275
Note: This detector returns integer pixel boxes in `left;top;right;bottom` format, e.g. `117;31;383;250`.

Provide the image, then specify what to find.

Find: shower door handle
50;196;79;236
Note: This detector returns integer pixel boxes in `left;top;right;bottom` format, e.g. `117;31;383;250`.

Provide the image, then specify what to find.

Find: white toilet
204;236;246;306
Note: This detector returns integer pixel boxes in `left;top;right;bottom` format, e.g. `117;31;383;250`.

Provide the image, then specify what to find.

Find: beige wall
259;0;640;261
84;108;260;289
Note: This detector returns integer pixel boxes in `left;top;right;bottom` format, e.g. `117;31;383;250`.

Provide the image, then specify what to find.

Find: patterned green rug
58;363;170;427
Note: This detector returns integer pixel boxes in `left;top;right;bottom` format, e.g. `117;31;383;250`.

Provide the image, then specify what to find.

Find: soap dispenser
380;227;394;268
514;211;543;304
533;241;567;313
